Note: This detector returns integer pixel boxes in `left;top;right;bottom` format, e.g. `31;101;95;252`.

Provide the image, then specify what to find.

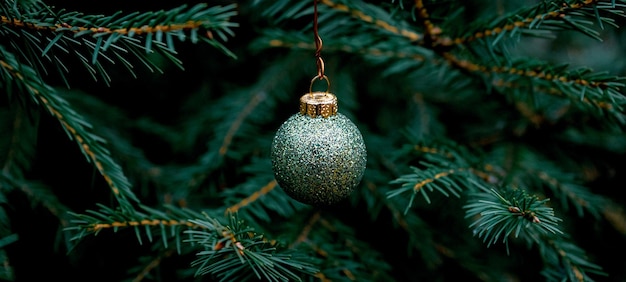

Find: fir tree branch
185;214;319;282
442;52;626;124
405;138;505;183
67;203;200;252
265;35;429;63
460;181;601;281
225;179;277;215
220;157;308;225
0;46;139;210
87;217;197;233
388;165;469;213
464;183;564;247
449;0;625;46
492;78;614;112
0;1;238;86
68;204;319;281
413;0;439;46
319;0;422;42
388;136;499;203
382;134;611;279
255;0;433;64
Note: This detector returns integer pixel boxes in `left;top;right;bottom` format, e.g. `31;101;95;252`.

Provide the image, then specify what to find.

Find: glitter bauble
270;92;367;206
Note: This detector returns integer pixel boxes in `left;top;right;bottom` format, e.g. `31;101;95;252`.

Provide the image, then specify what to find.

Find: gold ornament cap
299;92;338;118
300;75;337;118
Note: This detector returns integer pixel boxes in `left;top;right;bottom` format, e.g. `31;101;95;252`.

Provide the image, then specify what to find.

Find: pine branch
463;182;605;281
447;0;625;45
0;45;139;210
67;203;199;253
0;1;238;86
66;204;319;281
256;29;433;74
67;200;396;281
382;131;615;280
187;214;319;282
225;179;279;215
320;0;422;42
221;157;309;226
387;136;485;213
464;183;564;247
388;165;467;208
443;53;626;125
254;0;424;47
388;130;619;280
417;0;626;125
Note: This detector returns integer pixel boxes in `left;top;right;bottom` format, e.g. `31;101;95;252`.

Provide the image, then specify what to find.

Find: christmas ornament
270;0;366;206
270;79;367;206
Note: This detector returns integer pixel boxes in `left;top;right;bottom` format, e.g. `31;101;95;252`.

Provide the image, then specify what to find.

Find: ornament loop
309;74;330;95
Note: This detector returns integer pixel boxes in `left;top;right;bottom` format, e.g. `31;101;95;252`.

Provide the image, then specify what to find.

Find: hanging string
310;0;330;94
313;0;325;81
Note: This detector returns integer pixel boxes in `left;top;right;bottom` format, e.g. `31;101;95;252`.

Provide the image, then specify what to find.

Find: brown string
313;0;325;80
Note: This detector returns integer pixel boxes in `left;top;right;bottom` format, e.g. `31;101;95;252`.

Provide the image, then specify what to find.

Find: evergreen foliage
1;0;625;281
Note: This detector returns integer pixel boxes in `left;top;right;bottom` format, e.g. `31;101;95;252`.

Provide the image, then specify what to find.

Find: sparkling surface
270;113;367;206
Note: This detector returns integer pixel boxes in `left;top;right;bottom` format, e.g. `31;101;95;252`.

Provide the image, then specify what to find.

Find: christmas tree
1;0;625;281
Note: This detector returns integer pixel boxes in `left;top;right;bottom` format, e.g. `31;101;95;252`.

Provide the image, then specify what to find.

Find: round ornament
270;89;367;206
